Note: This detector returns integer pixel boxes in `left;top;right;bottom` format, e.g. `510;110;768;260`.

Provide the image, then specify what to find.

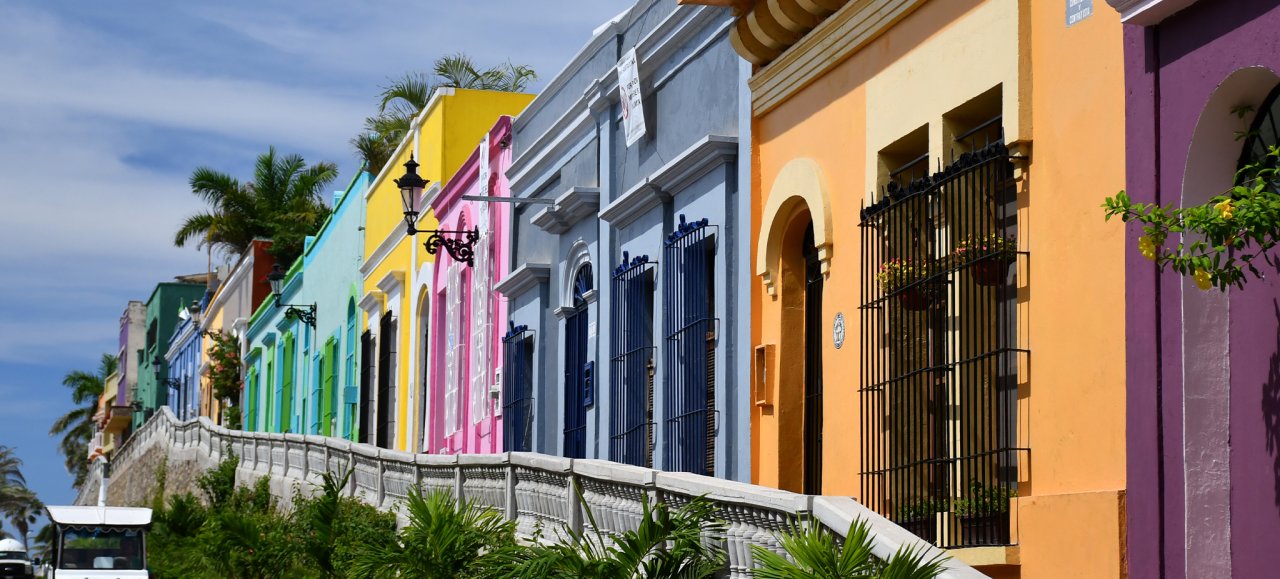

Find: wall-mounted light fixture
395;155;480;267
266;264;316;327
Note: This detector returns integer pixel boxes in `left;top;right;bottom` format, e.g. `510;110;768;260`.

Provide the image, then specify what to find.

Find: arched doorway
564;264;593;459
802;223;824;495
1179;66;1280;577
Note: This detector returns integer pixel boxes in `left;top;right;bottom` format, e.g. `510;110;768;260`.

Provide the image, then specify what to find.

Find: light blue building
296;171;370;440
165;292;209;421
498;0;751;480
243;172;370;438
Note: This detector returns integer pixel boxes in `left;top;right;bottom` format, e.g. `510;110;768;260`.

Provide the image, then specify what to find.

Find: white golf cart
43;506;151;579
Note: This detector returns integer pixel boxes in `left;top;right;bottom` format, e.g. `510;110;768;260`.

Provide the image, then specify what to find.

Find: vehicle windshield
59;528;144;570
0;551;27;560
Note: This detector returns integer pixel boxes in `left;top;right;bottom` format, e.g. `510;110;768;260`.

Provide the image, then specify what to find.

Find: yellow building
96;370;126;456
704;0;1127;576
359;88;534;452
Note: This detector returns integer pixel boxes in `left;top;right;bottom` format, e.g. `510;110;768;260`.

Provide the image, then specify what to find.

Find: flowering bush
952;232;1017;263
1104;144;1280;291
876;258;928;292
207;330;242;415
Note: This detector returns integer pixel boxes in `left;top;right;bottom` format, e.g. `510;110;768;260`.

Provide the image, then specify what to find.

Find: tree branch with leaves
1103;145;1280;291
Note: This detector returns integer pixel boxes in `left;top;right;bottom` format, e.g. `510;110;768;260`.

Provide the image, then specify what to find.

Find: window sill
946;545;1019;568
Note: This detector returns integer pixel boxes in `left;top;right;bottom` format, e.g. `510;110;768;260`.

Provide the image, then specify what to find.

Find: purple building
1110;0;1280;576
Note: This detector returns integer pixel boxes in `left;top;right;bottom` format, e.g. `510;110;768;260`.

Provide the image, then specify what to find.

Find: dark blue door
563;265;592;458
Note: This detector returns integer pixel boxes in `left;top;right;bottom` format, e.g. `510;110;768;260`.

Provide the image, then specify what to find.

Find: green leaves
751;518;947;579
1103;147;1280;291
175;147;338;266
352;53;538;174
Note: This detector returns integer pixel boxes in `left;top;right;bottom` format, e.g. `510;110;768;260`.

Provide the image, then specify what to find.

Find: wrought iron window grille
610;252;657;468
663;215;720;476
502;322;536;453
858;132;1029;549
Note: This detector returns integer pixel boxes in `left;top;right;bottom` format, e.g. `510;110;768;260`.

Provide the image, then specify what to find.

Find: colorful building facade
359;88;534;451
501;0;751;479
1108;0;1280;576
134;281;206;429
717;0;1127;575
297;172;371;440
109;300;146;444
165;296;207;421
197;239;275;425
423;117;515;455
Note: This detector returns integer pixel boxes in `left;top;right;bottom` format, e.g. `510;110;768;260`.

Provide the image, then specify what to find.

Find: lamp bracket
423;228;480;267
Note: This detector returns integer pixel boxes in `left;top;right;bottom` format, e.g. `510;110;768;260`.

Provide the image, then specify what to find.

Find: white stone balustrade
79;407;984;578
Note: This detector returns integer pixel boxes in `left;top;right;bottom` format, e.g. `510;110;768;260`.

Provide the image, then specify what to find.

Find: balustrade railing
83;407;982;578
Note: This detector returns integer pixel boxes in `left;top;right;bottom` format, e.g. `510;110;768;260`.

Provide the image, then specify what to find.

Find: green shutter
321;339;336;437
281;334;295;433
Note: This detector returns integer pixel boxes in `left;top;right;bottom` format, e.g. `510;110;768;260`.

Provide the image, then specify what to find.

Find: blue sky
0;0;634;540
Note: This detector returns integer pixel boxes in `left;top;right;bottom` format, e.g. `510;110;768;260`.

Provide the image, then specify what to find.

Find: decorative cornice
600;135;737;227
376;270;406;297
358;290;386;316
749;0;925;117
361;224;406;278
530;187;601;234
1104;0;1201;25
494;263;552;298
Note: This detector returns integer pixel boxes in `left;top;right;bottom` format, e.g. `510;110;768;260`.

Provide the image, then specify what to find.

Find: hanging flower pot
954;233;1017;287
971;256;1013;287
897;287;933;311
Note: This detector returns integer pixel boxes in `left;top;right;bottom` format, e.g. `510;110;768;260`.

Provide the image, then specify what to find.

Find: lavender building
1109;0;1280;576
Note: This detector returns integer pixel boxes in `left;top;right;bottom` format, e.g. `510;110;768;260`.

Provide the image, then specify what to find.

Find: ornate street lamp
395;155;480;266
266;264;316;327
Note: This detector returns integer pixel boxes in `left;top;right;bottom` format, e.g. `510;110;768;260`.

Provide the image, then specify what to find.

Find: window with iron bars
663;215;718;476
610;252;656;467
502;323;535;452
858;119;1027;549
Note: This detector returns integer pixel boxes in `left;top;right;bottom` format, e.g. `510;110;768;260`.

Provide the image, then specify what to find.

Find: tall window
344;302;357;440
563;264;593;459
443;262;467;437
859;119;1023;548
663;215;717;476
359;330;374;444
610;252;656;467
502;323;535;452
377;314;398;449
281;333;295;433
469;229;494;426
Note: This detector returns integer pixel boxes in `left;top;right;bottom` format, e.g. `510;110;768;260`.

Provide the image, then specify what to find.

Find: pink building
425;116;513;454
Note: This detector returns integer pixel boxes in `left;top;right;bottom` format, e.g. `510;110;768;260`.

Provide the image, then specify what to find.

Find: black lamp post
395;155;480;267
266;264;316;327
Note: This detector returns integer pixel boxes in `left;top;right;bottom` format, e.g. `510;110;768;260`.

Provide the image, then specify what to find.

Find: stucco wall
751;0;1126;575
1122;1;1280;576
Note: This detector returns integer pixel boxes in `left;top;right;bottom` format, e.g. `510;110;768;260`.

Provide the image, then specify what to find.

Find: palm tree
49;354;116;488
5;493;42;548
750;518;948;579
174;147;339;265
0;446;43;547
494;494;726;579
349;488;516;578
351;53;537;173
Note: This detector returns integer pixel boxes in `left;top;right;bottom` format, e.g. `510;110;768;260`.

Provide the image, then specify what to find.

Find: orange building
689;0;1129;576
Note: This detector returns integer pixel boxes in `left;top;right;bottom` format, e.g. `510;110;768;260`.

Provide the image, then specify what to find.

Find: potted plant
876;258;934;311
953;233;1017;286
952;480;1015;547
895;497;946;544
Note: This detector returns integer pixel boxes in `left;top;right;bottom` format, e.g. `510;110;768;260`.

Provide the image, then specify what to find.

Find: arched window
563;263;593;459
1239;85;1280;170
344;300;357;440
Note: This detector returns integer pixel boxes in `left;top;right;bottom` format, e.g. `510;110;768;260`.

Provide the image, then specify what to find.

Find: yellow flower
1138;235;1159;261
1194;268;1213;291
1215;199;1234;220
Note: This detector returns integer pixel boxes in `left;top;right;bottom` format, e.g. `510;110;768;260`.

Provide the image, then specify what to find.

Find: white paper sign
617;48;647;146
